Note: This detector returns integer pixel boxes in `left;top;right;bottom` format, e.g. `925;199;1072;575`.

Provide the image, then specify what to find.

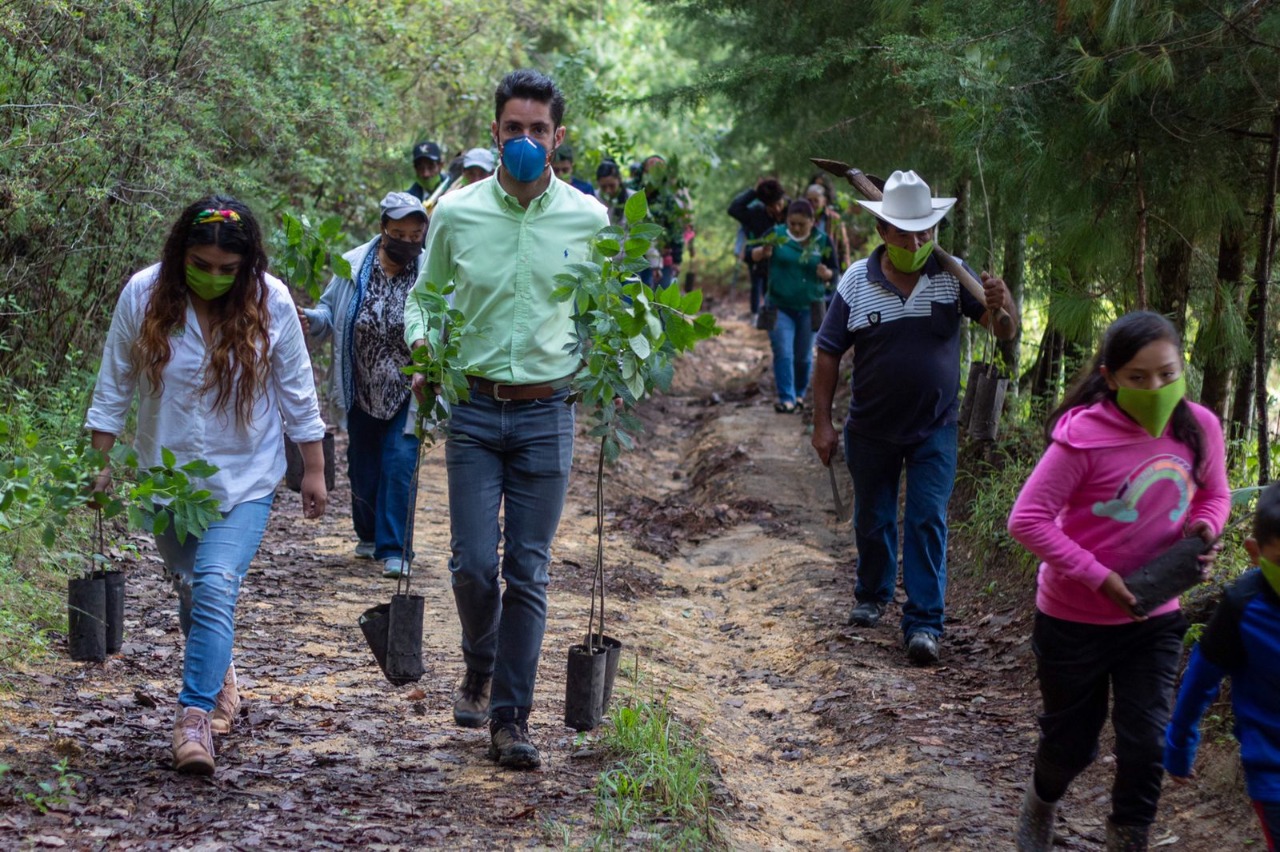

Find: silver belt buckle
492;382;515;401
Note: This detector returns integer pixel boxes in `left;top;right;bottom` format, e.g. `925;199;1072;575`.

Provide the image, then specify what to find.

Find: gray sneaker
354;540;376;559
453;669;491;728
846;601;886;627
382;557;405;579
488;719;541;769
906;631;941;665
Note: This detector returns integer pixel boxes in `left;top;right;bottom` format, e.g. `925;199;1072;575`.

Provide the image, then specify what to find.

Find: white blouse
86;263;326;510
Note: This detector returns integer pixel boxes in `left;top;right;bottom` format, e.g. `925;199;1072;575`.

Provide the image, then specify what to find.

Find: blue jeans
444;389;575;718
154;495;274;712
348;398;420;561
767;304;813;406
1253;800;1280;851
845;421;958;639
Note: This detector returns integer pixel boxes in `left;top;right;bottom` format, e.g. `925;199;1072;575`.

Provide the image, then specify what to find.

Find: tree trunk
1197;227;1244;419
999;227;1025;377
1252;107;1280;485
1135;145;1148;312
1151;237;1192;335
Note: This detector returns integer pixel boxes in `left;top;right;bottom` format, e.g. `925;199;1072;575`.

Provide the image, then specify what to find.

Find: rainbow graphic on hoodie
1092;453;1194;524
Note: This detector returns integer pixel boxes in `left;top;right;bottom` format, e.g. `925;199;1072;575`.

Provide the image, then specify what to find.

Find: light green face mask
185;265;236;301
885;240;934;273
1115;374;1186;438
1259;555;1280;597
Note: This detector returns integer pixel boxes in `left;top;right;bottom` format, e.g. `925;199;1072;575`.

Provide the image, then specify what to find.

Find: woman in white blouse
86;196;328;776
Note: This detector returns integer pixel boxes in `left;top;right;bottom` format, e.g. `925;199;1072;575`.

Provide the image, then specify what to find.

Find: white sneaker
382;557;405;579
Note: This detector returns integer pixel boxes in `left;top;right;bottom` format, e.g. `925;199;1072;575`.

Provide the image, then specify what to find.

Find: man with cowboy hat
809;169;1019;664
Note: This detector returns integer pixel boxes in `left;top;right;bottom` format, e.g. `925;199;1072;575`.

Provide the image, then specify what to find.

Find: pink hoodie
1007;399;1230;625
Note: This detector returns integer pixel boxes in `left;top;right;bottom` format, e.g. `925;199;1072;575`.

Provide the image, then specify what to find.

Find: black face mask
382;234;422;266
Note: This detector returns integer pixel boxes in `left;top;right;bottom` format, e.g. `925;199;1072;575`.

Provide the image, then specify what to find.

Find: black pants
750;271;768;315
1031;610;1187;828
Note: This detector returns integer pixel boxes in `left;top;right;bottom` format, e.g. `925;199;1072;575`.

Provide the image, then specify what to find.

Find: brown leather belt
467;375;574;401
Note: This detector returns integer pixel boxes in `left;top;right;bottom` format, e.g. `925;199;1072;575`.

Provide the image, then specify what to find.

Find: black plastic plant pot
564;643;608;732
284;430;337;493
67;575;107;662
385;593;426;685
95;569;126;654
358;602;392;676
1124;537;1211;616
590;634;624;710
968;369;1009;442
957;361;988;431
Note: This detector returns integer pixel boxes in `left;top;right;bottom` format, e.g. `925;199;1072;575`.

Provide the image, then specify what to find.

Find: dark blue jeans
444;389;575;717
1253;800;1280;851
347;398;420;561
1031;611;1187;828
767;304;813;406
845;421;958;639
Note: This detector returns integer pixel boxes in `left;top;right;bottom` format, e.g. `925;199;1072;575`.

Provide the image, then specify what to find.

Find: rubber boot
1015;784;1058;851
1105;819;1149;852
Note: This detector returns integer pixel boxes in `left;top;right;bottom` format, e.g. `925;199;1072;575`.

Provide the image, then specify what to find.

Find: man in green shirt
405;69;608;770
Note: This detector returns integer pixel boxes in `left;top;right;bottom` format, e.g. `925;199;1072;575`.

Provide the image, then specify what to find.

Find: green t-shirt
766;226;833;311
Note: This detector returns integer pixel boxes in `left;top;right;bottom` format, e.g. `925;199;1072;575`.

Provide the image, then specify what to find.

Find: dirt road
0;291;1256;849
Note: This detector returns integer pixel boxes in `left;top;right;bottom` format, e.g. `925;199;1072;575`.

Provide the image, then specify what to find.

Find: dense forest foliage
657;0;1280;479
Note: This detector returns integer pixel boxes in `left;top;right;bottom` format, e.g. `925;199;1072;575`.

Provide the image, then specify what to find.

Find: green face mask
885;240;934;273
185;265;236;301
1259;556;1280;597
1114;374;1186;438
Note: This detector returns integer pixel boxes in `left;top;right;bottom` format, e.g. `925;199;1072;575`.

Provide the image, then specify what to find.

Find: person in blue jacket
1166;481;1280;851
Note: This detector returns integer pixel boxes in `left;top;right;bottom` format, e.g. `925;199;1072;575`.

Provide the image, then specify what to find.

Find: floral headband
192;208;241;225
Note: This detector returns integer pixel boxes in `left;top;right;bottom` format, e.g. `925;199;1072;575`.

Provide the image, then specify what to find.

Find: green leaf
595;239;621;256
624;191;648;225
161;447;176;469
623;237;651;258
180;459;219;478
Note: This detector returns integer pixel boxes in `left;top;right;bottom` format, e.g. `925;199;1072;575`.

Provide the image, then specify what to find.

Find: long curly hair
133;195;271;429
1047;311;1206;486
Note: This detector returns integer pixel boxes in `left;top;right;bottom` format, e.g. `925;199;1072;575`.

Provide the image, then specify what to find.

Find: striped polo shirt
815;245;986;445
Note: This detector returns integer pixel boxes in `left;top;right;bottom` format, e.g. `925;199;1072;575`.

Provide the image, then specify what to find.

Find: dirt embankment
0;287;1257;850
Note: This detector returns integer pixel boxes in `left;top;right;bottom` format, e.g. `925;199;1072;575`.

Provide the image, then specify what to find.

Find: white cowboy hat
855;170;956;232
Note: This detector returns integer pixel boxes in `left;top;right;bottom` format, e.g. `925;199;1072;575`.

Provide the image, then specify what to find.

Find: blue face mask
501;136;548;183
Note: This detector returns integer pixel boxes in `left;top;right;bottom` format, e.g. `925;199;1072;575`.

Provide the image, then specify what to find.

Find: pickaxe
811;157;1012;330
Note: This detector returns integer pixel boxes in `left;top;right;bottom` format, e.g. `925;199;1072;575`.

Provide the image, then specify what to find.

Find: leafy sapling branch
400;281;476;442
0;435;221;549
552;189;720;463
269;212;354;302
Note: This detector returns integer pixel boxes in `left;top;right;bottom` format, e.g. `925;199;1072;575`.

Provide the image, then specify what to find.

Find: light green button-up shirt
403;173;609;384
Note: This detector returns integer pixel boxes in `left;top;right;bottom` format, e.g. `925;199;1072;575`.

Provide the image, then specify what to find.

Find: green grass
587;694;724;851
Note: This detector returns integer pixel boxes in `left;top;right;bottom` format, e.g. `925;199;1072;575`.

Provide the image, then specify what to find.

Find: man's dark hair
494;69;565;127
757;179;784;206
1255;483;1280;546
597;160;622;180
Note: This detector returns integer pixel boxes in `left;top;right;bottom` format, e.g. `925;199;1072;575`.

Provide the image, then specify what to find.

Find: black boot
1105;819;1149;852
1014;783;1058;851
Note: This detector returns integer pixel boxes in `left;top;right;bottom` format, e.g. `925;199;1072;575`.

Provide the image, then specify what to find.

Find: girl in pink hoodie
1007;312;1230;851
